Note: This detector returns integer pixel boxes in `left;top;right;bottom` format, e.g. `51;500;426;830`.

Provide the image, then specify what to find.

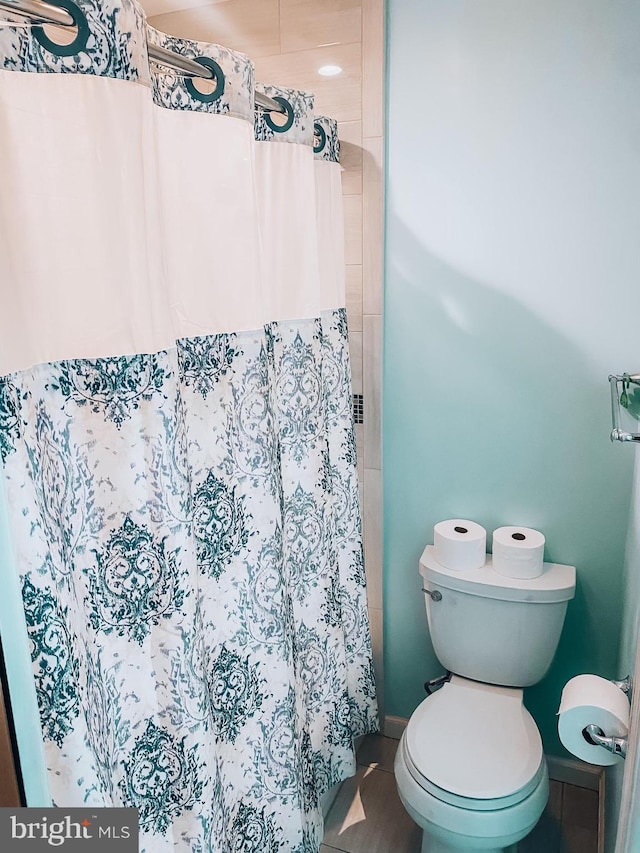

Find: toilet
394;545;576;853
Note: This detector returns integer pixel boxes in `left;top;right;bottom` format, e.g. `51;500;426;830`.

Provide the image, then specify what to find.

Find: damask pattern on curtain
0;0;377;851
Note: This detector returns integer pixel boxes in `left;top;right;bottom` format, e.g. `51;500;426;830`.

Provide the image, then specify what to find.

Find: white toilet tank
419;545;576;687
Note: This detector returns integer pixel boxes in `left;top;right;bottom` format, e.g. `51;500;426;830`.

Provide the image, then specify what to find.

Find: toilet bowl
394;676;548;853
393;546;576;853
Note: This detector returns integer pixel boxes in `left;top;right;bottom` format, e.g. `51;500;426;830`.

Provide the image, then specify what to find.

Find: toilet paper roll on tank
432;519;487;571
557;674;630;765
492;526;545;579
432;519;547;578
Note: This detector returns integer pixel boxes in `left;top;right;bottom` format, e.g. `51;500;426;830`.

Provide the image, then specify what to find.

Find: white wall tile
362;0;385;138
254;42;362;122
346;265;363;332
356;423;365;486
349;330;363;394
339;120;363;196
363;467;382;609
368;606;384;724
363;136;384;315
363;314;382;469
280;0;361;53
343;194;363;265
148;0;281;57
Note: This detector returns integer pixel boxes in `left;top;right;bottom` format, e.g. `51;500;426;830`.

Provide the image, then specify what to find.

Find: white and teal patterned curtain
0;1;378;851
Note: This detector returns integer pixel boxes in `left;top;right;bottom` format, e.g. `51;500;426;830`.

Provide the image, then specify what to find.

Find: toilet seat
403;743;545;811
395;735;549;849
404;675;543;807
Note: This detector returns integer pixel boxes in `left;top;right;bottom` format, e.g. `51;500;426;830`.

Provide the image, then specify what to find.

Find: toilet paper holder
582;675;632;761
611;675;633;696
609;374;640;443
583;724;627;760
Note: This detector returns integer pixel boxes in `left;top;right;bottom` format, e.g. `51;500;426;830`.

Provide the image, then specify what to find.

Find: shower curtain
0;1;378;851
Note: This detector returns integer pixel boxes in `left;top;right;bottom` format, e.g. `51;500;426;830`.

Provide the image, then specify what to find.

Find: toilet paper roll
558;674;630;766
492;526;545;579
433;519;486;571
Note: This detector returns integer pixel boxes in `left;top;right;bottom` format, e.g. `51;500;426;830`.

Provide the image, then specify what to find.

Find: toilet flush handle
424;671;451;695
422;587;442;602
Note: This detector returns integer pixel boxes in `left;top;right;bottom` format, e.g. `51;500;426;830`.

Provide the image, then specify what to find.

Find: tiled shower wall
148;0;386;721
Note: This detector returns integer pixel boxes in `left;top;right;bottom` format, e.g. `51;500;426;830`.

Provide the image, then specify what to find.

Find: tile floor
322;735;600;853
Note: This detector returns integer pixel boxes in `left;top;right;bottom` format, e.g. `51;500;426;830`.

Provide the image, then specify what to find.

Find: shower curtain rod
0;0;286;113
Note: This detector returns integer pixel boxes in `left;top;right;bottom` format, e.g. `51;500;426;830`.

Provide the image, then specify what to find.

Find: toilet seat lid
405;676;543;801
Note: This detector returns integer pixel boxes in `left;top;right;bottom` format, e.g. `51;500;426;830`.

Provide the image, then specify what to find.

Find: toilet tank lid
420;545;576;603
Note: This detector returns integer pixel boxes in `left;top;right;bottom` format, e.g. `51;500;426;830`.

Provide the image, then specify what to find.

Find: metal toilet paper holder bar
583;725;627;760
609;374;640;443
582;676;632;760
611;675;633;696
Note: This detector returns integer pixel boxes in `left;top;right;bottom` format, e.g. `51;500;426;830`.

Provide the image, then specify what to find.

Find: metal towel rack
609;374;640;443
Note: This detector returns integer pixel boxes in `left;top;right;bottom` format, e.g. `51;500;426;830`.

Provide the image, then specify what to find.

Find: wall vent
353;394;364;424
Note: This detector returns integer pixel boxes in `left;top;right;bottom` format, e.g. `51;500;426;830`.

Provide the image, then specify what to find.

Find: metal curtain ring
32;0;90;57
264;96;294;134
314;122;326;154
185;55;225;104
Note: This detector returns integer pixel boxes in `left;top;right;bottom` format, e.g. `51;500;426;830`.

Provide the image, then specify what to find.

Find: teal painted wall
384;0;640;757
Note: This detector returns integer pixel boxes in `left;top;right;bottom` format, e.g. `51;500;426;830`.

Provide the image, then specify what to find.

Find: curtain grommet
184;55;225;104
32;0;90;58
313;122;327;154
264;96;294;134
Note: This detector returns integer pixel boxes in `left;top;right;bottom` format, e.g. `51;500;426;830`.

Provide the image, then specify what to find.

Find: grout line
259;40;363;61
355;759;395;774
277;0;281;55
597;770;606;853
